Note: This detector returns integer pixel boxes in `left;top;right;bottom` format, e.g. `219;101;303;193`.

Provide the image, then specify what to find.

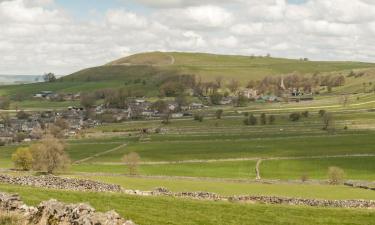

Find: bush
260;113;267;125
301;111;309;118
194;113;204;122
244;114;257;125
289;113;301;121
268;115;276;124
215;109;223;119
300;173;309;182
210;93;223;105
11;147;33;171
318;110;326;117
328;166;345;185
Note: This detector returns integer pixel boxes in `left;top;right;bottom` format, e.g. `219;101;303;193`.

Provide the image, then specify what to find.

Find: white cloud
106;9;148;29
1;0;375;75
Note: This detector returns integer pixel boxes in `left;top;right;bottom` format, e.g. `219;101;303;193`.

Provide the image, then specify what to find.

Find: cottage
242;89;258;99
220;97;233;105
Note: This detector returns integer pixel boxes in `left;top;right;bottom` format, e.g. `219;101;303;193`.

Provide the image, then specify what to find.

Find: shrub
301;111;309;118
268;115;276;124
300;173;309;182
260;113;267;125
215;109;224;119
244;114;257;126
328;166;345;185
289;113;301;121
323;113;335;132
318;110;326;117
194;113;204;122
11;147;33;171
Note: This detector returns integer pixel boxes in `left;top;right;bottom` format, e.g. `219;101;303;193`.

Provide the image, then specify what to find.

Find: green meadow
0;184;374;225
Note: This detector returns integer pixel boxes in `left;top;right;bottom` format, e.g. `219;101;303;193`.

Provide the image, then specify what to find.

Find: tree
151;100;168;113
194;113;204;122
236;94;248;107
54;118;69;130
328;166;345;185
323;112;335;132
318;110;326;117
0;96;10;110
43;73;57;82
48;124;65;138
244;114;257;126
289;112;301;121
268;115;276;124
12;147;33;171
260;113;267;125
301;111;309;118
227;79;240;93
30;135;71;174
16;110;30;120
161;111;172;124
215;109;223;119
80;93;96;109
122;152;140;175
215;76;223;88
210;93;223;105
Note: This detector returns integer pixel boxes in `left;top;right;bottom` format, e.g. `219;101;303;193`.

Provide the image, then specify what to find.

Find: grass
2;52;375;99
0;184;374;225
261;157;375;181
73;161;257;179
110;52;375;82
86;132;375;163
72;156;375;181
0;213;21;225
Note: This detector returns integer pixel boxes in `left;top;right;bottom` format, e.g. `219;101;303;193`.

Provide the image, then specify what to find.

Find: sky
0;0;375;75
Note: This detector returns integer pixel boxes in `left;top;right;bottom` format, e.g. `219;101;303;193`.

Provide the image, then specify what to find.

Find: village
0;77;317;146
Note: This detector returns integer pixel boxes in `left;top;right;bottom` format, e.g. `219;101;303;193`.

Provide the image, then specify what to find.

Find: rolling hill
1;52;375;97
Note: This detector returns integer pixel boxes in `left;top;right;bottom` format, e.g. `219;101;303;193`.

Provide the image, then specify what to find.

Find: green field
261;157;375;181
0;184;374;225
2;52;375;101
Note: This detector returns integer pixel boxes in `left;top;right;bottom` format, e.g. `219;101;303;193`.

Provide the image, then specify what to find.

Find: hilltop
77;51;375;82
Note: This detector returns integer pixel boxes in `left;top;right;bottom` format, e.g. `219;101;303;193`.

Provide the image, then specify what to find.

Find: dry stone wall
0;175;374;209
0;192;135;225
0;175;122;193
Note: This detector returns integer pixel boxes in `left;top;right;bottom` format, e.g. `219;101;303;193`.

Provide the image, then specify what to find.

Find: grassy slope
1;52;375;97
110;52;375;82
0;184;374;225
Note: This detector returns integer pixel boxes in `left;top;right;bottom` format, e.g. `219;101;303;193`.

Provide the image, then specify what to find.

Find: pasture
0;184;374;225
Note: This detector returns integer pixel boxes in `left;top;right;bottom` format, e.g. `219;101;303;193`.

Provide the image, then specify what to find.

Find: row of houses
0;108;99;144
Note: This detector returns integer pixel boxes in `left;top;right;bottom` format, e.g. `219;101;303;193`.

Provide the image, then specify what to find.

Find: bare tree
323;112;335;133
328;166;345;185
122;152;141;175
30;135;71;174
215;76;223;89
227;79;240;94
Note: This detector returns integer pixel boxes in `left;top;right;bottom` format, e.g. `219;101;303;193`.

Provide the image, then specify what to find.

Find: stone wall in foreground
0;192;135;225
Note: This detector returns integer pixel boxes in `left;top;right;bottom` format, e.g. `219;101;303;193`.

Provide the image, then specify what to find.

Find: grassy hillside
106;52;375;82
1;52;375;98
